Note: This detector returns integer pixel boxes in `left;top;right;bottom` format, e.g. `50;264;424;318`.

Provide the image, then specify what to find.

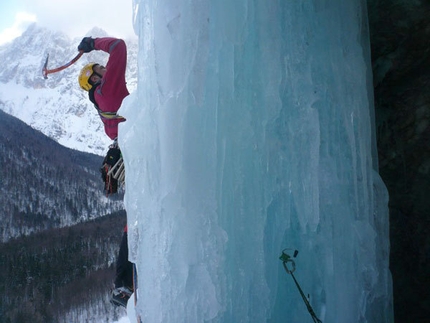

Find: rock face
368;1;430;321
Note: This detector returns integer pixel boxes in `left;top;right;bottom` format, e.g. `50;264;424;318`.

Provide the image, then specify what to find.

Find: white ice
119;0;394;322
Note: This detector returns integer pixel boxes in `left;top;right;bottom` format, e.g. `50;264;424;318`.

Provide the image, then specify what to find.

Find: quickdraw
279;249;323;323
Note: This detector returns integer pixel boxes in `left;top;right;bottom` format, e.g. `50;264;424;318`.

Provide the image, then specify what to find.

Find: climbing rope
279;249;323;323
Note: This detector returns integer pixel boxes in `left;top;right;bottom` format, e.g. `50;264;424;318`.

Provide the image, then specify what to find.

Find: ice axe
42;50;84;79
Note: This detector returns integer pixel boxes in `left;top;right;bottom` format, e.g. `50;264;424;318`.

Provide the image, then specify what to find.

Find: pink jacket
92;38;130;140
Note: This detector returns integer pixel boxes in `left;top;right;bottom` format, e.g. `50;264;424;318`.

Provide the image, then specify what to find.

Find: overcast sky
0;0;136;46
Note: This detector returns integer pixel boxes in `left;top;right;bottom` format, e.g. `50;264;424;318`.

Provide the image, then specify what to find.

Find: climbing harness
279;249;323;323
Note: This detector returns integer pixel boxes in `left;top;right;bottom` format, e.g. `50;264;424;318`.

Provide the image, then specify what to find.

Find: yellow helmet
78;63;96;91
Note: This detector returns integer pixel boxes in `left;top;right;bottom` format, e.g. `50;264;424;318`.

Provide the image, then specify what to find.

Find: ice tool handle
42;51;84;79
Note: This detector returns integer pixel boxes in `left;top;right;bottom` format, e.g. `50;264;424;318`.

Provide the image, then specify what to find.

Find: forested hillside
0;109;123;242
0;210;127;323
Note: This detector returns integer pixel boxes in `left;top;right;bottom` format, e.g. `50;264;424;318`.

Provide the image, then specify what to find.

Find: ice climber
77;37;129;141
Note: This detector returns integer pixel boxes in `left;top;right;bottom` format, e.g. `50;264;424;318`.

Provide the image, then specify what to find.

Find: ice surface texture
119;1;394;322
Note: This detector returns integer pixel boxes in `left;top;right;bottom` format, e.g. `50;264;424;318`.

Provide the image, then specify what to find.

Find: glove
78;37;95;53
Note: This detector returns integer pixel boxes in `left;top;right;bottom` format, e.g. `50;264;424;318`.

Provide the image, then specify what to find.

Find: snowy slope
0;24;137;156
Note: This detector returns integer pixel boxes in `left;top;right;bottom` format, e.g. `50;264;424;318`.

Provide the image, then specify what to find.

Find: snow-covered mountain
0;23;138;156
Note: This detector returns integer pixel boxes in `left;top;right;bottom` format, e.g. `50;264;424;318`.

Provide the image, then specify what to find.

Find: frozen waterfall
119;0;394;322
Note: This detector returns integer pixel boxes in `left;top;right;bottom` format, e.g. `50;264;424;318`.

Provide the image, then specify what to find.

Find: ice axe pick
42;51;84;79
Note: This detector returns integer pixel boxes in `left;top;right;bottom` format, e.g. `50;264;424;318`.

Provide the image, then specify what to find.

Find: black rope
280;250;323;323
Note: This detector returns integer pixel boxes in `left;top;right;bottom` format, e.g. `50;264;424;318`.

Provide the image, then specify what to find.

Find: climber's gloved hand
78;37;95;53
